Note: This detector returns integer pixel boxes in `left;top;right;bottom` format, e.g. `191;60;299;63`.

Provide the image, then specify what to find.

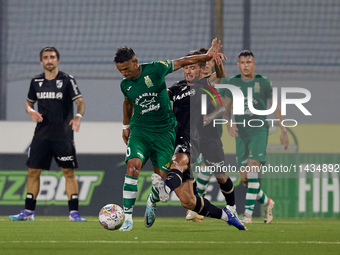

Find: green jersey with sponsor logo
222;74;272;136
120;60;177;131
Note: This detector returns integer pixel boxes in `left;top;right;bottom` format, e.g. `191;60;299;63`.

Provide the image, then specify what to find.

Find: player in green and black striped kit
114;39;222;231
222;50;289;224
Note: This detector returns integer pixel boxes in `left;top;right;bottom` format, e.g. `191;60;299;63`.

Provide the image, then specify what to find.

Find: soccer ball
99;204;125;230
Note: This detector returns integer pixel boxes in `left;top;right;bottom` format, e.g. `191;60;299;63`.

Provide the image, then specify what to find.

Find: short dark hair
40;47;60;61
198;47;209;54
114;46;135;63
238;50;254;59
186;50;206;68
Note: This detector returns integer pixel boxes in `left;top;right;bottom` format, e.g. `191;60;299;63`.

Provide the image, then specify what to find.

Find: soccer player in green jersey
223;50;289;224
114;39;223;231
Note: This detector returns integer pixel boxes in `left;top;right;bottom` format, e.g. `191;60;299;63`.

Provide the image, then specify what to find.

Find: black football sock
68;194;79;212
193;195;222;219
165;169;183;192
219;178;235;206
25;193;36;211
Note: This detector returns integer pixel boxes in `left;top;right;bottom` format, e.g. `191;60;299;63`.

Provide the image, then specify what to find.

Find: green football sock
122;174;138;216
257;184;269;205
244;172;259;216
196;171;213;197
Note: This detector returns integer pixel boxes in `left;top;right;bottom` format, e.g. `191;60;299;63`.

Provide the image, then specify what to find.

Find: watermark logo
204;84;311;128
200;83;223;115
215;84;311;116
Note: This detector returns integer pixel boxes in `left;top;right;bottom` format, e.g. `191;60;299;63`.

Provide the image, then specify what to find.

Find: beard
44;64;56;72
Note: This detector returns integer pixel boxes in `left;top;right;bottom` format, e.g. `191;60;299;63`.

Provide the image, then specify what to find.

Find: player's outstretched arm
172;54;212;71
269;99;289;150
25;101;43;123
69;97;85;132
122;98;133;145
172;38;224;71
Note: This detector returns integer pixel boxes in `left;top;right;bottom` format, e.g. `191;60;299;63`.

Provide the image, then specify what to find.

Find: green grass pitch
0;217;339;255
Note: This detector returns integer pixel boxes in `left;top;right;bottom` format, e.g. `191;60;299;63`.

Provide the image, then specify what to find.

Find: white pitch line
0;241;339;244
0;219;305;224
0;241;224;244
250;221;305;224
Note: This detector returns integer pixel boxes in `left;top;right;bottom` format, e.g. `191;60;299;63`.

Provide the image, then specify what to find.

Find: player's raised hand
213;52;227;66
69;116;81;132
207;38;223;57
28;109;43;123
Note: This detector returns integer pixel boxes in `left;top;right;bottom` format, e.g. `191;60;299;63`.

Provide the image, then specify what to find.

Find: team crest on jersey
56;92;63;100
254;82;260;93
144;75;154;88
56;80;63;89
39;82;43;87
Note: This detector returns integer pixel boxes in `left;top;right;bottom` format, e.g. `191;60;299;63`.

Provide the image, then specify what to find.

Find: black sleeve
168;85;175;101
27;79;37;103
67;76;82;101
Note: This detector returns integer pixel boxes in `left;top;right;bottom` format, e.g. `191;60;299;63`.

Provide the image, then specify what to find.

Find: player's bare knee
170;161;187;173
126;165;140;177
126;160;141;177
27;168;41;180
170;157;188;172
62;168;76;179
171;153;189;172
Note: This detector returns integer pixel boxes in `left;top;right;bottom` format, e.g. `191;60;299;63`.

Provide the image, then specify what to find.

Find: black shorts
26;137;78;170
173;134;199;182
182;167;194;182
201;138;225;168
174;134;200;163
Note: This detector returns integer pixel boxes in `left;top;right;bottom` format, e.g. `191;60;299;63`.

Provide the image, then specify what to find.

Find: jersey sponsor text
36;92;56;99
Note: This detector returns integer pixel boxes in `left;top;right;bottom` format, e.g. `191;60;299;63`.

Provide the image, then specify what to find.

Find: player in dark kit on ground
9;47;87;222
151;49;246;230
114;38;223;231
185;47;237;222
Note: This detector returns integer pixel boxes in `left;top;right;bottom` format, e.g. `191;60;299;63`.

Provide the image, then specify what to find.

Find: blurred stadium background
0;0;339;218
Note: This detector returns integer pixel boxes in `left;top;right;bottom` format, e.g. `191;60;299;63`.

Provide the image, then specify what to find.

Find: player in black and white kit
9;47;87;222
186;48;237;222
151;49;246;230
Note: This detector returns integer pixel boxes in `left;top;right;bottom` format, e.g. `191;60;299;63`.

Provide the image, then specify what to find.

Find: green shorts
235;131;268;168
193;153;204;167
125;128;175;173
